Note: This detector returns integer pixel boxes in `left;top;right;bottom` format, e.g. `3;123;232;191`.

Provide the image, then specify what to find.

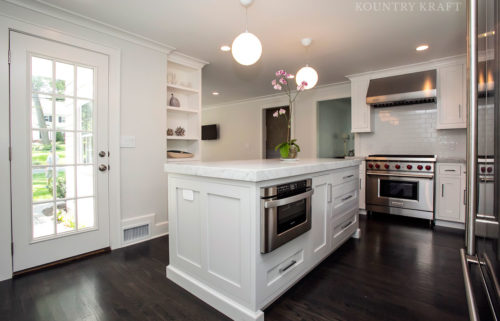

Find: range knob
395;164;401;169
417;165;423;170
407;165;413;170
488;167;493;173
384;164;390;169
375;164;380;169
368;163;374;169
425;165;432;171
481;167;486;173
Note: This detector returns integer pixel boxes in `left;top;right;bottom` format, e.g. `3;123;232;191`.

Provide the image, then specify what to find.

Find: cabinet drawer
332;168;358;185
266;249;304;287
332;181;358;216
333;208;358;239
439;164;461;176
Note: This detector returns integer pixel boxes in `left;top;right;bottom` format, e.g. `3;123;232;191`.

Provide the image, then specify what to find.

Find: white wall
0;0;171;280
356;104;466;158
202;83;351;161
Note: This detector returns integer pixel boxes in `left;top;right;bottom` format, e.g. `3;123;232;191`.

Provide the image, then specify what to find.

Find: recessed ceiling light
212;92;220;96
220;45;231;52
416;44;429;51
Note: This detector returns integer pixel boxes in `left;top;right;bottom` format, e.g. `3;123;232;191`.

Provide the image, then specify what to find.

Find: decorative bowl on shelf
167;150;194;159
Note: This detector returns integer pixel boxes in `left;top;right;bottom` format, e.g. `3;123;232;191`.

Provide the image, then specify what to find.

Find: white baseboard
435;220;465;230
167;265;264;321
121;213;168;247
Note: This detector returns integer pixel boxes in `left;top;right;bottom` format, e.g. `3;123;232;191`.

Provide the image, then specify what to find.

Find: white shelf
167;106;199;114
167;136;199;141
167;84;199;94
167;157;199;163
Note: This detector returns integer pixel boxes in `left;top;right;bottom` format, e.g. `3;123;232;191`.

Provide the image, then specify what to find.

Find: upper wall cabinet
349;77;372;133
437;63;466;129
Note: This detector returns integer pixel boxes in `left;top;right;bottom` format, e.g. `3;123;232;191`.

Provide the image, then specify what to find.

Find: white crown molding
203;80;350;110
3;0;176;54
168;51;209;69
346;53;466;80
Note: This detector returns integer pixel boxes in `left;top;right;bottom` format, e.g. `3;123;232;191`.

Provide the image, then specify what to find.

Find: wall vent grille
123;224;150;243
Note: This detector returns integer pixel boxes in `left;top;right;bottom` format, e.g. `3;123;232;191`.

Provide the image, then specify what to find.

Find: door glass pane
56;200;76;233
77;198;94;229
31;94;53;129
31;57;53;93
33;202;55;238
57;166;75;199
77;132;93;164
32;168;53;202
77;165;94;197
32;130;53;166
77;67;93;99
379;180;418;200
77;100;93;131
55;97;74;130
55;131;75;165
55;62;74;96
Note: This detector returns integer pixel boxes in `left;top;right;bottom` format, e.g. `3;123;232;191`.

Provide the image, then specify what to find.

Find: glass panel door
30;56;97;241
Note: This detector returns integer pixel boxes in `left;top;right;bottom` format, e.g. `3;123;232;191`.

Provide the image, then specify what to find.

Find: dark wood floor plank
0;215;468;321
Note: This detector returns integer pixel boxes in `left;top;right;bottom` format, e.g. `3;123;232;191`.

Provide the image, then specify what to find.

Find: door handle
442;184;444;197
328;184;332;203
463;189;466;205
279;260;297;274
458;104;461;118
99;151;107;157
264;189;314;208
341;194;353;202
99;164;108;172
343;174;354;180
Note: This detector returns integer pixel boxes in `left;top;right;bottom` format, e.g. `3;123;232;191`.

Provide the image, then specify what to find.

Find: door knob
99;164;108;172
99;151;107;157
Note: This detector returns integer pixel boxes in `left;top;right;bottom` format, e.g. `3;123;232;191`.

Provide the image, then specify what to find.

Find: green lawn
32;170;66;201
32;142;67;165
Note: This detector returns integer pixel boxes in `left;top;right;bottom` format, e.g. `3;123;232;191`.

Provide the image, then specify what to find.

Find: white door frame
1;17;121;280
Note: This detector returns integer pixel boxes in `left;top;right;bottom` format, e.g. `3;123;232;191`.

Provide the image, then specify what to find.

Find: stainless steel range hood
366;70;437;107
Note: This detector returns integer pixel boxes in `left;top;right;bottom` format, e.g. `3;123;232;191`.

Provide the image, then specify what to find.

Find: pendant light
296;38;318;89
231;0;262;66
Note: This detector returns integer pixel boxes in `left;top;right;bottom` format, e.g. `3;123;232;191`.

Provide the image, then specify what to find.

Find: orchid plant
271;69;308;158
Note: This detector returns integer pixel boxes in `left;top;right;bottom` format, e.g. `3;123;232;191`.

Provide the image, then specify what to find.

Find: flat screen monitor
202;124;218;140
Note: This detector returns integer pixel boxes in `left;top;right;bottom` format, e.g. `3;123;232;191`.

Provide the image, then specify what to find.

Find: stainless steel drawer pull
445;169;457;172
343;174;354;180
279;260;297;273
442;184;444;197
341;195;353;202
341;220;353;230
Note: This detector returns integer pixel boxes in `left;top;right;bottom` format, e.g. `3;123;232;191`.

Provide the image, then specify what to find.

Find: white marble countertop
164;158;361;182
437;157;466;164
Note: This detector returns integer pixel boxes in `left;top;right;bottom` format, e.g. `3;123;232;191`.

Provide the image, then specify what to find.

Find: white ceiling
34;0;466;105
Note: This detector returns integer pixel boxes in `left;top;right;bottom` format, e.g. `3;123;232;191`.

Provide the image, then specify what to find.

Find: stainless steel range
365;154;437;221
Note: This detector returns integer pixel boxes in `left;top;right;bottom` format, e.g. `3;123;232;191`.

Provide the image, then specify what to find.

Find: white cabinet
437;63;466;129
359;160;366;214
349;77;372;133
435;163;466;223
310;174;333;264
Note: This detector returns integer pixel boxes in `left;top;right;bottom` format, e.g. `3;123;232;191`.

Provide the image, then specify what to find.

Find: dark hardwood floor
0;215;468;321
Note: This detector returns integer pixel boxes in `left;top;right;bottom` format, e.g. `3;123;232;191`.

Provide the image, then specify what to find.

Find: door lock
99;151;106;157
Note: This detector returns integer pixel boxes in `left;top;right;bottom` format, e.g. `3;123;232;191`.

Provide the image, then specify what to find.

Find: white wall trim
3;0;175;54
204;81;351;111
346;54;466;80
121;213;168;247
168;51;209;69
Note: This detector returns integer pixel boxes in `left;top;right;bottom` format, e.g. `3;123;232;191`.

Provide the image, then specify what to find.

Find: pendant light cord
245;7;248;32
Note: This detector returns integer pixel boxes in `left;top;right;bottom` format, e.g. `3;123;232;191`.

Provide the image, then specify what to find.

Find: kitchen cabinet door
435;175;463;222
350;78;372;133
309;174;333;264
437;63;466;129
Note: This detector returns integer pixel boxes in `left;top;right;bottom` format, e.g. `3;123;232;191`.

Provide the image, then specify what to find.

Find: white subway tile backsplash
358;103;466;158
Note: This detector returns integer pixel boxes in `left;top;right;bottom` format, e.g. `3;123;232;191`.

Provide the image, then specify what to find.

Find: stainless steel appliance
476;157;498;238
260;179;313;253
365;154;436;221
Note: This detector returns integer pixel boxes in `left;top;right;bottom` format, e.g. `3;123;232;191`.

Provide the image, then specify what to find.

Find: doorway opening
263;106;290;159
317;98;353;158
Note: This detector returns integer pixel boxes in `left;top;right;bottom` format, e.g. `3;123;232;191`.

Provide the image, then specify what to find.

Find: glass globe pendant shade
231;31;262;66
296;65;318;89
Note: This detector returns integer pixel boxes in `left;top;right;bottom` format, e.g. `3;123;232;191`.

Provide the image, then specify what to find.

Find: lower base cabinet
435;163;466;223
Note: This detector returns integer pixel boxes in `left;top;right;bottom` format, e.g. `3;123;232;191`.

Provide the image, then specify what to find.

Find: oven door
366;172;434;212
261;189;313;253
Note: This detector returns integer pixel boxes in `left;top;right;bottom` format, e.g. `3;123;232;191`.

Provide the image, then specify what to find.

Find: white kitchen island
164;158;361;321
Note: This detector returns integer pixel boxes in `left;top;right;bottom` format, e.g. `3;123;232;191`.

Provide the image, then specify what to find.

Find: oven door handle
366;171;434;179
264;189;314;209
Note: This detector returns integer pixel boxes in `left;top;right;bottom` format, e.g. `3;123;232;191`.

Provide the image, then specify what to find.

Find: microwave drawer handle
264;189;314;208
279;260;297;274
366;171;434;179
